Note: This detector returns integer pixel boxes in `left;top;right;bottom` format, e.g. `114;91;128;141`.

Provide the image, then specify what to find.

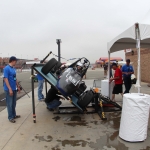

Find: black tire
41;58;58;75
77;90;94;108
51;61;62;73
55;61;62;69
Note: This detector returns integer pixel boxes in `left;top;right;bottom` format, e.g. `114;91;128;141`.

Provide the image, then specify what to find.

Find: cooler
101;79;114;98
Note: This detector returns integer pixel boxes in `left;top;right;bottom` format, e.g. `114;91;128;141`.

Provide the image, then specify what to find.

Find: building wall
126;48;150;83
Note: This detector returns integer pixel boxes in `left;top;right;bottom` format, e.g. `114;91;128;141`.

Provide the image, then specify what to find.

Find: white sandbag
119;93;150;142
101;79;114;98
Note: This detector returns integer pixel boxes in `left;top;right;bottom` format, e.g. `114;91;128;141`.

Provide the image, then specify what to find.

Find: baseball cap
126;59;130;62
112;62;117;66
9;56;17;62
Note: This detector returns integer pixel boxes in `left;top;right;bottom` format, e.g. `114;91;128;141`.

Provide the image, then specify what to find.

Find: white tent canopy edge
107;23;150;96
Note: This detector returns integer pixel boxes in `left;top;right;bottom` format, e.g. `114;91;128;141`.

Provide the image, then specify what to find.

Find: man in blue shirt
37;73;44;101
3;56;21;123
122;59;134;93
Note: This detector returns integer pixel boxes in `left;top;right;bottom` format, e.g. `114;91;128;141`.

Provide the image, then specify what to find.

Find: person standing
109;63;123;101
3;56;21;123
37;73;44;101
122;59;134;93
103;63;108;78
110;63;113;78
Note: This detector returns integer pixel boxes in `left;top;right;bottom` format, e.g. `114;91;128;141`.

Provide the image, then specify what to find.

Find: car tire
51;61;62;73
41;58;58;75
77;90;94;108
55;61;62;69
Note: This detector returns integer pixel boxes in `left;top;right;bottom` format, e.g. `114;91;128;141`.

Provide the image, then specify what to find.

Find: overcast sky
0;0;150;63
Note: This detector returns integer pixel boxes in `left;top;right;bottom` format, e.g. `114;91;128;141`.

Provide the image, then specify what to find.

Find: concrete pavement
0;69;150;150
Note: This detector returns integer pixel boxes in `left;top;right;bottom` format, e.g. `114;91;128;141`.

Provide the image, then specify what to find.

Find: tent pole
135;23;141;93
108;51;111;98
136;39;141;93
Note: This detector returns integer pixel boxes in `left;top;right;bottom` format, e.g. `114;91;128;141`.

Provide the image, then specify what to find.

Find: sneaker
14;115;21;119
111;99;116;102
39;99;45;102
53;107;60;113
9;119;16;123
47;107;54;111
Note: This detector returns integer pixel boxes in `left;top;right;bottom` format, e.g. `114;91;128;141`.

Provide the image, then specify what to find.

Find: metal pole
45;80;48;97
58;41;60;62
108;51;111;98
31;66;36;123
108;51;110;79
56;39;61;62
135;23;141;93
40;51;52;63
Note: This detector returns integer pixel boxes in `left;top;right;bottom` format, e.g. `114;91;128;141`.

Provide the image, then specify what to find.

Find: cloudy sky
0;0;150;63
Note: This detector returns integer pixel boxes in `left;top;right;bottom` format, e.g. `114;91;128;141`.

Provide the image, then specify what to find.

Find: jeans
5;90;17;120
123;77;132;94
38;79;44;100
46;99;62;109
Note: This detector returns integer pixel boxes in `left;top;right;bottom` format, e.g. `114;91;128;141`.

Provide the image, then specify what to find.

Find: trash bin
101;79;114;98
119;93;150;142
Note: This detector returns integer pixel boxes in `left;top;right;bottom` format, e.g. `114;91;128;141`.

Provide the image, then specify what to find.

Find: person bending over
45;86;62;111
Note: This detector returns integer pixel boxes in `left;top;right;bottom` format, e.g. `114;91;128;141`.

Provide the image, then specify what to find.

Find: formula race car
41;57;90;96
32;52;96;111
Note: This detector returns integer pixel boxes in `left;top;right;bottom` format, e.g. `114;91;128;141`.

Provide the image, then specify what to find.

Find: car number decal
66;73;80;86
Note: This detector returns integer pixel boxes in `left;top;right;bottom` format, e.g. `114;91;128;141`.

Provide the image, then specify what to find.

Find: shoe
53;107;60;113
111;99;116;102
47;107;54;111
39;99;44;102
9;119;16;123
14;115;21;119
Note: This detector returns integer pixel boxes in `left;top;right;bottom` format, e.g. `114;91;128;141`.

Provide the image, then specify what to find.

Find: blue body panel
35;66;57;86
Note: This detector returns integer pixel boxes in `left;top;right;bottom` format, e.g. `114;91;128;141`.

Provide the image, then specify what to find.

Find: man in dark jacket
103;63;108;78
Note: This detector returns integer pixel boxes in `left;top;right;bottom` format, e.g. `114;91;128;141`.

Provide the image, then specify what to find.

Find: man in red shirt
109;63;123;101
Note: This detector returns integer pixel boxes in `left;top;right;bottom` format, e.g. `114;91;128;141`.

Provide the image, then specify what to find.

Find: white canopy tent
107;23;150;94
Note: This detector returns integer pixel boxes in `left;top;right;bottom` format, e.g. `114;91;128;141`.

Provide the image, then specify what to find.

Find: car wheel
55;61;62;69
41;58;58;75
77;90;94;108
51;61;62;73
